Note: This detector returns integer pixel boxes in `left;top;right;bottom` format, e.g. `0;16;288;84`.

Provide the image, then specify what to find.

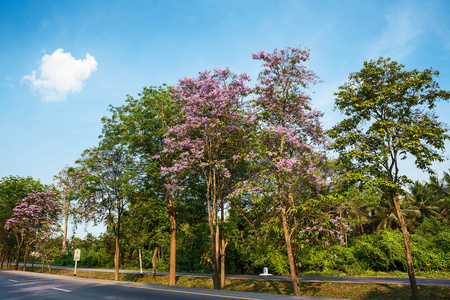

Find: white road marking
52;287;71;293
8;279;18;282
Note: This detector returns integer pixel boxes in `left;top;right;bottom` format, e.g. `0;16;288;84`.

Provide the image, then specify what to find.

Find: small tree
75;145;136;281
328;57;450;299
0;176;45;268
4;191;59;270
54;166;84;252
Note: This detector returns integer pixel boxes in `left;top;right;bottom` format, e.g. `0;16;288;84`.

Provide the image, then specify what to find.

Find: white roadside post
259;267;272;276
73;248;81;276
138;249;143;275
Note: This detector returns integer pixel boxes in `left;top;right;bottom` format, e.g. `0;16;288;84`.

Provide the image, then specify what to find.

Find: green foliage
432;230;450;253
329;57;450;191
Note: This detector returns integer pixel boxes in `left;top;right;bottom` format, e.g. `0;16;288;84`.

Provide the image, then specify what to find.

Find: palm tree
406;180;440;223
426;172;449;218
366;195;420;232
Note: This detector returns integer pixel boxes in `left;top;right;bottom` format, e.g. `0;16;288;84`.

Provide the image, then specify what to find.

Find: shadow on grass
225;279;293;295
361;284;450;300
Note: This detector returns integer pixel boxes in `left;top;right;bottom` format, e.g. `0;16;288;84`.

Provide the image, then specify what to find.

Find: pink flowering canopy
230;47;330;203
162;68;254;186
5;191;59;243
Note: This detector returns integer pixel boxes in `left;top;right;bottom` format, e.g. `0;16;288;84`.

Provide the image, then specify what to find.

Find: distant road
15;263;450;287
0;270;344;300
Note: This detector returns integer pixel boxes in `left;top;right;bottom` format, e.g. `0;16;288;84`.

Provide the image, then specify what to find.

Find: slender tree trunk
47;257;51;272
393;195;419;299
62;210;69;252
8;254;13;269
358;213;365;236
23;243;30;271
41;259;44;272
220;238;227;289
168;192;177;286
220;198;227;289
213;173;221;290
206;170;220;290
31;255;35;270
281;207;299;296
151;246;159;284
0;252;4;269
212;223;220;290
114;233;120;281
14;235;24;270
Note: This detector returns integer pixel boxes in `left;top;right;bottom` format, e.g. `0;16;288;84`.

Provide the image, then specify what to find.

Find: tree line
1;48;449;298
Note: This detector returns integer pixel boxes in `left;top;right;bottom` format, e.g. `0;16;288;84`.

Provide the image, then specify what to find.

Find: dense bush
47;223;449;275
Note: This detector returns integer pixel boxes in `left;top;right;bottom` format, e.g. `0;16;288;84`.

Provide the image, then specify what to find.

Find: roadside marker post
73;248;81;276
139;249;143;274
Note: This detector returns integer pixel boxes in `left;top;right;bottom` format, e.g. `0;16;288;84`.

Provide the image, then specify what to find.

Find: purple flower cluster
162;68;254;189
299;216;352;246
5;191;59;243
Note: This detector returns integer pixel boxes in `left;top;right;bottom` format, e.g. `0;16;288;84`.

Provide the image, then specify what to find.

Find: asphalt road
16;263;450;287
0;270;344;300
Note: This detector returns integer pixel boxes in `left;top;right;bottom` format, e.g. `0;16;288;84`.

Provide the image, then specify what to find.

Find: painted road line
52;287;71;292
8;279;18;282
61;277;263;299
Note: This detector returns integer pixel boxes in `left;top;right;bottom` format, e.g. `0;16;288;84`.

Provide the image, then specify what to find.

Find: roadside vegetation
16;267;450;299
1;47;449;299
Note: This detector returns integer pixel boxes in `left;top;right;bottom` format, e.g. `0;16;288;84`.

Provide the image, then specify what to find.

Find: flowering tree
4;191;59;270
0;176;45;269
233;47;329;295
163;69;253;289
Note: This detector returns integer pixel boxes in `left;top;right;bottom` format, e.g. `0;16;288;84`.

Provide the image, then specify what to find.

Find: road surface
0;269;344;300
16;263;450;287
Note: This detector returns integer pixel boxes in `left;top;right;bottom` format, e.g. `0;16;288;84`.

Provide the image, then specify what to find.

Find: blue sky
1;0;450;236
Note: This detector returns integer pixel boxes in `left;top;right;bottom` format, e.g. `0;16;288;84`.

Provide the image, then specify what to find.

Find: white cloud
23;49;98;102
366;3;424;60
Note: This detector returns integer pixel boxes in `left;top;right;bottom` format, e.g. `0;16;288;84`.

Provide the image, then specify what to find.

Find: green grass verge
9;266;448;299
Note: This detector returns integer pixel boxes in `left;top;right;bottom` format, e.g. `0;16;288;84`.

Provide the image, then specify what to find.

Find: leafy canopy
328;57;450;191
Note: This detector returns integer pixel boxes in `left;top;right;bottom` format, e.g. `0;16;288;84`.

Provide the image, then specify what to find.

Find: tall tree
234;47;329;295
100;85;181;285
164;69;252;289
328;57;450;299
54;166;84;252
75;145;135;281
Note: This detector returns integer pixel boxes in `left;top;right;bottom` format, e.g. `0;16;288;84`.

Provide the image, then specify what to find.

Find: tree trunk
281;207;299;296
212;225;220;290
8;254;12;269
220;238;227;289
393;195;419;299
220;198;227;289
0;252;4;269
47;257;51;273
14;235;24;270
114;233;120;281
23;243;30;271
62;210;69;252
41;259;44;272
151;246;159;284
168;193;177;286
31;255;35;270
206;171;220;290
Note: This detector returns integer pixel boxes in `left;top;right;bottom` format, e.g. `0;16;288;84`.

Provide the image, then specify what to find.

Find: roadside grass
298;269;450;279
17;267;450;299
